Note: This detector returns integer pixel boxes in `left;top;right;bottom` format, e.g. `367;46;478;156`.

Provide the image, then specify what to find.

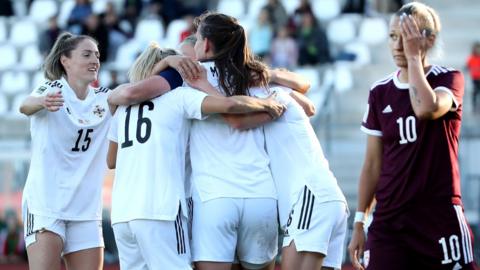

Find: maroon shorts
364;203;477;269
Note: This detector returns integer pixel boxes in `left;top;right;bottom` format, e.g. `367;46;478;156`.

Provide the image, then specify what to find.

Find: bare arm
269;68;311;94
222;113;273;130
289;91;316;116
402;15;453;120
108;76;172;106
19;91;64;116
348;135;383;270
201;94;285;118
107;141;118;169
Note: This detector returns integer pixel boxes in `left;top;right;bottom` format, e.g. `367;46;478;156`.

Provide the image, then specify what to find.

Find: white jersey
250;86;347;228
108;87;207;224
189;61;277;202
23;77;111;220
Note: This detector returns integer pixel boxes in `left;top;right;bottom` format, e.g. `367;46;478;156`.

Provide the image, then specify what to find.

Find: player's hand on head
399;13;424;60
43;91;64;112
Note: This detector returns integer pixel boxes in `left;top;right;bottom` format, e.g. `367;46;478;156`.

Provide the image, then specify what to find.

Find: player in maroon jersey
348;2;477;269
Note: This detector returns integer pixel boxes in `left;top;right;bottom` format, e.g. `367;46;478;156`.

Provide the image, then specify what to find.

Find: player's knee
240;260;273;270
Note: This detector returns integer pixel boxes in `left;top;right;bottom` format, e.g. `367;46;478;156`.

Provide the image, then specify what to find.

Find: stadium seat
113;40;142;71
1;71;30;96
281;0;301;15
98;69;112;88
343;40;371;68
32;71;46;89
0;93;8;115
358;17;388;46
217;0;245;19
57;0;75;28
312;0;341;22
164;19;188;49
0;44;18;71
134;19;165;47
28;0;58;24
0;17;7;43
10;93;28;117
333;64;353;92
20;44;43;71
327;16;357;46
247;0;268;22
92;0;108;14
294;67;320;91
9;19;38;47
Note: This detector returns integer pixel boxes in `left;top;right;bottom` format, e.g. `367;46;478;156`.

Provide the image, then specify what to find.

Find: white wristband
354;211;366;224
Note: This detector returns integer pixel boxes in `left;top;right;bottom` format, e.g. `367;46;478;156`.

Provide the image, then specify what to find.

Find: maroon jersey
361;65;464;221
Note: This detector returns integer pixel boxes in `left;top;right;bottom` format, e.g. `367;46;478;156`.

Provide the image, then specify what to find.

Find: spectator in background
342;0;367;14
0;0;14;16
122;0;142;28
39;15;63;57
296;12;331;66
287;0;314;37
0;210;25;264
271;25;298;69
101;2;130;62
81;14;109;63
67;0;93;34
249;8;273;60
467;41;480;112
263;0;288;32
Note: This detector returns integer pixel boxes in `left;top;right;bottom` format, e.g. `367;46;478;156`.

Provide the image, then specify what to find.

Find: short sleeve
158;68;183;90
361;90;382;136
108;110;119;142
176;87;208;120
30;81;56;97
432;70;464;111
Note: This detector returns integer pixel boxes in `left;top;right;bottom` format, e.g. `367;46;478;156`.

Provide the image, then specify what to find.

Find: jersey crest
93;105;106;118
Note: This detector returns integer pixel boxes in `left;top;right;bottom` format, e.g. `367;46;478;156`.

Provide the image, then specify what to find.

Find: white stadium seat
0;93;8;115
10;93;28;117
20;44;43;71
343;40;371;67
217;0;245;19
57;0;75;28
29;0;58;24
0;17;7;43
312;0;341;22
1;71;30;96
134;19;165;46
333;64;353;92
164;19;188;49
9;20;38;47
247;0;268;22
0;44;18;70
32;71;46;89
327;16;357;45
358;17;389;46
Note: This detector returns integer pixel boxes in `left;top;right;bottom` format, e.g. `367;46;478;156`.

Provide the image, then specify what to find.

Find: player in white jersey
19;33;111;270
106;43;285;270
250;86;348;270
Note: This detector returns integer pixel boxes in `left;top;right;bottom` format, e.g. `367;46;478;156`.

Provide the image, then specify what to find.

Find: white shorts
282;187;348;269
191;196;278;265
23;206;103;254
113;215;192;270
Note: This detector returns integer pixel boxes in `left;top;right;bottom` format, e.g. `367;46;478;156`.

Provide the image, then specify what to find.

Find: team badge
35;86;47;94
93;105;105;118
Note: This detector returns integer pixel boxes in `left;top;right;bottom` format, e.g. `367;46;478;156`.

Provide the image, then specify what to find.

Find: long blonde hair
128;42;178;82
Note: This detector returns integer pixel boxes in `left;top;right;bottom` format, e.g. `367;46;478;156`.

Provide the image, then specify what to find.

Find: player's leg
237;198;278;270
192;197;240;270
63;220;104;270
23;205;65;270
131;216;192;270
280;187;348;270
112;222;147;270
26;231;64;270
